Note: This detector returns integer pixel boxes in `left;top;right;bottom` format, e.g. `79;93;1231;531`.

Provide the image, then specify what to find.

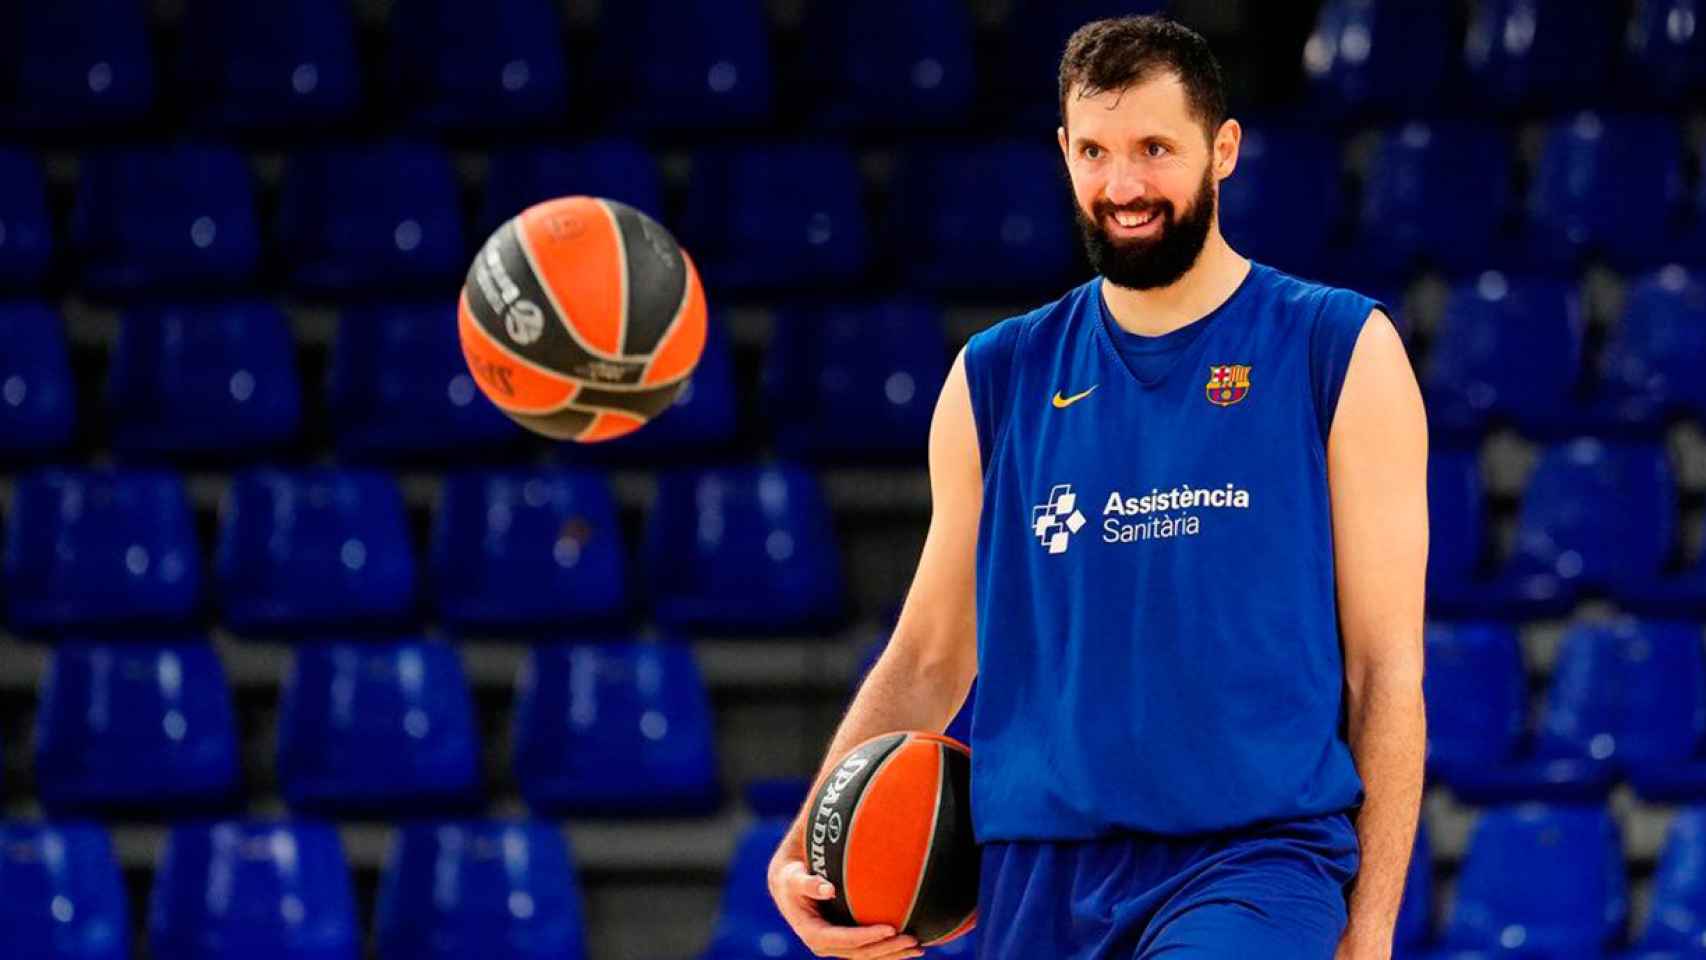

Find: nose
1104;157;1146;207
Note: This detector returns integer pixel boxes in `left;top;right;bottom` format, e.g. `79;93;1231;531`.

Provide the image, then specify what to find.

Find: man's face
1058;73;1232;290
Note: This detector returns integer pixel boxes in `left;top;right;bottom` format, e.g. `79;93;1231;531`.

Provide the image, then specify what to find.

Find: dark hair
1058;15;1228;141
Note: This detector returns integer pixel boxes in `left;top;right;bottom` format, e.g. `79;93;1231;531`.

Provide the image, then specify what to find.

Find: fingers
770;859;924;959
781;859;836;901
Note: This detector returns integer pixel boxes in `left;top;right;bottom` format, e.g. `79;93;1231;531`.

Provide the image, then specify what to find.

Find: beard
1075;164;1216;291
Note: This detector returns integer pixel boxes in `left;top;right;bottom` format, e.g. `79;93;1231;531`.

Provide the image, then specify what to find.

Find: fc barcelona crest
1206;364;1251;406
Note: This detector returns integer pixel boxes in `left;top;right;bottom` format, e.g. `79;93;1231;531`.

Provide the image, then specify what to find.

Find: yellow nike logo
1052;385;1098;408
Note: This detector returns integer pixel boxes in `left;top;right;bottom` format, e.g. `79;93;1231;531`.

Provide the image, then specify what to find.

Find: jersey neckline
1092;260;1262;389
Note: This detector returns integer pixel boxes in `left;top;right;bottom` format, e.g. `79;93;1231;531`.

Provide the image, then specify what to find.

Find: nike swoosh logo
1052;385;1098;408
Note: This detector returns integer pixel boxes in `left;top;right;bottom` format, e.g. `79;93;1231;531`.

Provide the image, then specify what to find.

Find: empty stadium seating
2;0;156;130
0;821;130;960
1218;125;1344;278
388;0;568;133
4;468;202;633
1464;0;1616;113
1357;123;1514;280
1525;113;1687;272
703;819;816;960
0;303;75;456
326;302;520;461
174;0;361;132
215;468;417;633
35;638;241;815
429;469;629;632
1624;0;1706;104
1422;622;1527;792
0;149;53;285
596;0;773;133
645;465;845;633
802;0;976;132
512;640;720;817
1440;804;1627;957
1631;807;1706;954
763;301;949;462
479;140;665;233
149;819;359;960
277;639;481;816
376;820;588;960
1305;0;1454;120
1584;265;1706;436
107;302;302;459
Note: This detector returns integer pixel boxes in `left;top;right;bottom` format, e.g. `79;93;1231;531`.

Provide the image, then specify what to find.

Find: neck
1100;230;1250;337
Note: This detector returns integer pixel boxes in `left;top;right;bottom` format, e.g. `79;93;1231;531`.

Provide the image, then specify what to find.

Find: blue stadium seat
678;143;869;293
480;140;664;234
35;639;240;815
149;820;358;960
1424;450;1488;615
1422;623;1527;788
107;302;302;459
1595;621;1706;804
1582;265;1706;435
1483;440;1677;617
1394;819;1434;957
513;640;720;817
429;469;628;632
1304;0;1453;120
1357;123;1514;280
555;312;739;464
276;142;465;296
763;301;949;463
71;146;260;295
1623;0;1706;105
1439;805;1626;957
388;0;568;132
3;0;155;130
0;303;74;456
1423;273;1585;444
645;465;845;633
0;822;129;960
1525;113;1686;272
596;0;771;132
4;468;201;633
703;818;814;960
215;468;417;634
1219;126;1343;277
175;0;360;131
890;142;1077;295
996;1;1168;132
376;821;587;960
1631;808;1706;954
327;302;520;461
802;0;975;131
1464;0;1615;113
1621;513;1706;619
278;639;481;815
0;150;52;286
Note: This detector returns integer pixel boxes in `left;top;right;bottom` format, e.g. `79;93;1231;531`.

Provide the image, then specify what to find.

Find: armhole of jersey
1311;292;1388;450
964;319;1022;476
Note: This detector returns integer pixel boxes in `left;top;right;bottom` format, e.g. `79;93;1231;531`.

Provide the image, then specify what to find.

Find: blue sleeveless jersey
962;262;1379;842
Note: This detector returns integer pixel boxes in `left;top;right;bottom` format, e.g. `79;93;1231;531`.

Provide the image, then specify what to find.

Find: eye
1082;144;1102;160
1146;142;1169;158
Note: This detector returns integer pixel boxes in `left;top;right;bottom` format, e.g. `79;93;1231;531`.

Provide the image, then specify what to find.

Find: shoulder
1252;262;1386;334
965;279;1095;369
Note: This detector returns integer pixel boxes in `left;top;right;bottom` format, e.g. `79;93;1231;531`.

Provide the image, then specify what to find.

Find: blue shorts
974;812;1360;959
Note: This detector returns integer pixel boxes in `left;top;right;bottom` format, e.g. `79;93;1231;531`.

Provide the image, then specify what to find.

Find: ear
1057;125;1069;164
1212;118;1241;181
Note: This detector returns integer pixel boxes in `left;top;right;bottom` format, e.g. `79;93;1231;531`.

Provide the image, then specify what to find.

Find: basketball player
769;15;1426;959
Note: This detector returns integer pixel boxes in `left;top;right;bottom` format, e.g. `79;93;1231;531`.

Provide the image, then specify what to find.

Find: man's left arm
1327;309;1429;959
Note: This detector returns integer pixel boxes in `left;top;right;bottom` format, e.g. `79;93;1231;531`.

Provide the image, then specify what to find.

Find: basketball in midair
457;196;707;442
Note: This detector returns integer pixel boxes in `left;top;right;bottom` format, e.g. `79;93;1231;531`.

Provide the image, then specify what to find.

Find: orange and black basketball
457;196;707;442
807;731;978;946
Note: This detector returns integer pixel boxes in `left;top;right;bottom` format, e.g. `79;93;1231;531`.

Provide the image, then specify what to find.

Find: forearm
1340;663;1426;953
777;645;973;863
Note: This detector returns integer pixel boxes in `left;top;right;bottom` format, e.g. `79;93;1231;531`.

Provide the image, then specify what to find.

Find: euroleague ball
457;196;707;442
807;731;978;946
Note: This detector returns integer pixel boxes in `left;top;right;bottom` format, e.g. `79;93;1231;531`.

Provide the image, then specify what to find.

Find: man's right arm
766;344;984;958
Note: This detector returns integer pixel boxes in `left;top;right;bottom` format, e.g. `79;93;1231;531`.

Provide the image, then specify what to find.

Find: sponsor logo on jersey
1051;384;1098;409
1032;484;1087;554
1033;481;1253;550
1206;364;1251;406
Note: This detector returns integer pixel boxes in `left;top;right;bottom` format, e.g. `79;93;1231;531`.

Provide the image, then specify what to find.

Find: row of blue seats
14;634;976;820
5;263;1706;467
5;0;1704;138
18;638;716;819
4;113;1706;299
4;818;597;960
1426;619;1706;806
1;465;845;636
0;301;944;464
1428;440;1706;619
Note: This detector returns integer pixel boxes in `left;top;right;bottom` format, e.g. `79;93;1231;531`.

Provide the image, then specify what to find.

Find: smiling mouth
1111;209;1159;228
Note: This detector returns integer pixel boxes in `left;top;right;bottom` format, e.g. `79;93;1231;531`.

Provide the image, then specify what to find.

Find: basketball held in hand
457;195;707;442
808;731;979;947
